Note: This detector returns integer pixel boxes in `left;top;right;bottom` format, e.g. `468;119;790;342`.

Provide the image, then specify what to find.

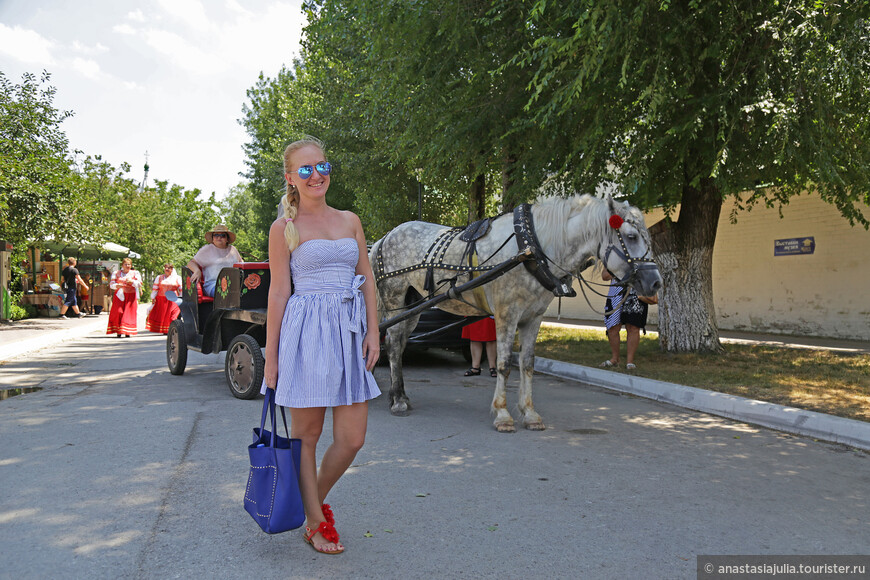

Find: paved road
0;328;868;579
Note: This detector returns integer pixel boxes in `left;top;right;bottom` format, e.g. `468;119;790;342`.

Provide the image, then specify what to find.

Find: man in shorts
60;257;87;319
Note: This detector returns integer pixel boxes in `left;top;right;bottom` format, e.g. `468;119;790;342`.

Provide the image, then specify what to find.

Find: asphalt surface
0;313;868;579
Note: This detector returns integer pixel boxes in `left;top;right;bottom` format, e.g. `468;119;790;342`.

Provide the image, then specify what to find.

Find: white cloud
0;23;55;66
225;0;252;17
71;40;109;55
142;28;223;75
70;57;101;80
113;23;137;36
216;2;306;74
0;1;306;200
156;0;212;34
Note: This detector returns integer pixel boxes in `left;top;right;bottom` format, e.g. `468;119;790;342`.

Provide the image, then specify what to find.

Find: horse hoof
390;401;410;416
495;422;516;433
524;422;546;431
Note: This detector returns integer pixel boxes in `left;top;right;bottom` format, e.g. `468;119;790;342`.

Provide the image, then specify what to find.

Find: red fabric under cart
461;316;496;342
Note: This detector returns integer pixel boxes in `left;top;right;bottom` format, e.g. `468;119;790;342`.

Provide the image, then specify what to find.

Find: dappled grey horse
370;194;663;432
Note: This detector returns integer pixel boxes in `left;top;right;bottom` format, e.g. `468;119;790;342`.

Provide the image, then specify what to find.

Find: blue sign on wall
774;237;815;256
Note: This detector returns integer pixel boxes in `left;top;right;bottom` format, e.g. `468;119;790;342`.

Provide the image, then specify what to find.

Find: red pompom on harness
609;215;624;229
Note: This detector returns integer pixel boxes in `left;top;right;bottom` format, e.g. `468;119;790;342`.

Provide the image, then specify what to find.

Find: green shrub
9;302;33;320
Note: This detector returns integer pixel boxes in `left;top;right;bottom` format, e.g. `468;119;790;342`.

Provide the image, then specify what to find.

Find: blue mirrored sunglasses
291;161;332;180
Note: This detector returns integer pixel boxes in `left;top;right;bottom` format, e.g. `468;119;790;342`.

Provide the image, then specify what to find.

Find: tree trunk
650;178;723;353
468;173;486;222
501;148;519;212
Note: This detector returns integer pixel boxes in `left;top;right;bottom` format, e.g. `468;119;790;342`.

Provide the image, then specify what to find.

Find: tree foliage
220;183;269;261
79;155;222;276
0;71;98;248
507;0;870;225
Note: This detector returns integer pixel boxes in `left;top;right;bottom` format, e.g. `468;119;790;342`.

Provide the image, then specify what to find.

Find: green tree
506;0;870;352
221;182;269;261
240;66;357;244
79;155;221;277
300;0;562;225
0;71;99;249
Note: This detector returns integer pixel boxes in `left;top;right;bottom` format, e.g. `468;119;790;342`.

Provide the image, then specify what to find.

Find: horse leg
386;318;416;415
516;316;545;430
490;315;518;433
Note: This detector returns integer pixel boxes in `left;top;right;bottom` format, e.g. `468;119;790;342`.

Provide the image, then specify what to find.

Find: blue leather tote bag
244;388;305;534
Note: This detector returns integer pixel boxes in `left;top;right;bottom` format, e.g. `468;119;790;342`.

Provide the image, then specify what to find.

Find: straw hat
205;224;236;244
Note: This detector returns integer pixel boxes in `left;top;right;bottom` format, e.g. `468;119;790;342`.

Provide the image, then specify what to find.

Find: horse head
600;196;663;297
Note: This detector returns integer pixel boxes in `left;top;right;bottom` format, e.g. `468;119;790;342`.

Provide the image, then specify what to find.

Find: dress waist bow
341;275;366;334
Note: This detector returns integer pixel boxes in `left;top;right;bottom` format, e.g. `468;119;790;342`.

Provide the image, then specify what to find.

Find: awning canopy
36;240;142;260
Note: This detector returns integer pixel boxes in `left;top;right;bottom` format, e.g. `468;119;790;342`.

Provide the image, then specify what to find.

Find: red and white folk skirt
146;295;180;334
107;290;139;336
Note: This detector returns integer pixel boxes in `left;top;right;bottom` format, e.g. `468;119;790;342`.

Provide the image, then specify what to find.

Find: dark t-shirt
61;266;79;290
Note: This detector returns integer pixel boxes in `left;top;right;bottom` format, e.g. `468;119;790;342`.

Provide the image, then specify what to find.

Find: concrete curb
528;356;870;452
1;316;109;362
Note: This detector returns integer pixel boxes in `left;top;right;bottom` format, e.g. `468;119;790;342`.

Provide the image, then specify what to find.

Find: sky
0;0;306;200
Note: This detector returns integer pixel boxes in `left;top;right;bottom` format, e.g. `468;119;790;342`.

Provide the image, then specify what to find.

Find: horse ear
606;194;617;215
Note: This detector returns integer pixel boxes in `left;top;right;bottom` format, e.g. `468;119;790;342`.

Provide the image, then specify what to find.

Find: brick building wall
546;194;870;341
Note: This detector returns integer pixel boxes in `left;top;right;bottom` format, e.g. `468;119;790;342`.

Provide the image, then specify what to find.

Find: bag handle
260;389;290;448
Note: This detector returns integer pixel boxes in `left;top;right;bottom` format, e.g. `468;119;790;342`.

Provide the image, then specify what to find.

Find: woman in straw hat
186;224;242;297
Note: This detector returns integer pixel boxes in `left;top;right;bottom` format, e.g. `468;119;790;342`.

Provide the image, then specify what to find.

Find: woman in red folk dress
107;257;143;338
146;263;182;334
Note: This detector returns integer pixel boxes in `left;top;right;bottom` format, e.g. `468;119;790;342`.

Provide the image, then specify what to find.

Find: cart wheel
462;344;472;363
167;319;188;375
225;334;264;399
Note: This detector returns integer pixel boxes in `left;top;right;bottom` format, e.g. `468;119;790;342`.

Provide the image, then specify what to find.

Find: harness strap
513;204;576;298
468;251;493;314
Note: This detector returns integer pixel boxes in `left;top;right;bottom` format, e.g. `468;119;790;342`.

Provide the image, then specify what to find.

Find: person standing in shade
59;257;87;319
106;258;142;337
262;137;381;555
600;269;657;370
79;273;92;314
461;316;498;377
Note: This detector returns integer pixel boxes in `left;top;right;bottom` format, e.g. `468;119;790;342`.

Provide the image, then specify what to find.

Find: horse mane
531;193;650;264
531;194;609;254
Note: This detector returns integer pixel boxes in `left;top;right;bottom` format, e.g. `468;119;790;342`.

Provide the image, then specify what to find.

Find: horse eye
627;233;638;241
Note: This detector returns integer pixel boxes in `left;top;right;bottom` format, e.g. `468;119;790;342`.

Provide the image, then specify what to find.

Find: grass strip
531;325;870;422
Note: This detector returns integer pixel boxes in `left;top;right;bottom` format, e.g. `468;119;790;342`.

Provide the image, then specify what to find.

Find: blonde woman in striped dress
262;138;381;555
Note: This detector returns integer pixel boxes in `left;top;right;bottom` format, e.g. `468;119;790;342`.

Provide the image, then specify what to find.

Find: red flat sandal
303;521;344;555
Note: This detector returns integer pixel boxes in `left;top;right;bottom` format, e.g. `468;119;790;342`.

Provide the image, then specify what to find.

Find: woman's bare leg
290;406;342;552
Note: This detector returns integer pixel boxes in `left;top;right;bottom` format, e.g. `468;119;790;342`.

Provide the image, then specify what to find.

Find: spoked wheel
225;334;265;399
167;319;188;375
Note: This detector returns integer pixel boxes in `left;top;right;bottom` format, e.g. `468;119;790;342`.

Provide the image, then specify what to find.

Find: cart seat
234;262;270;269
196;280;214;304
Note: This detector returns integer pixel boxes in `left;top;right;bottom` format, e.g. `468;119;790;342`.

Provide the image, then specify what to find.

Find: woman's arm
263;219;293;390
187;245;209;284
186;258;203;284
352;213;380;371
